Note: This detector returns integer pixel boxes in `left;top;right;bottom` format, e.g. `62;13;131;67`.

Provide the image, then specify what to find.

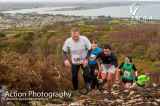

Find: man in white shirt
62;27;91;90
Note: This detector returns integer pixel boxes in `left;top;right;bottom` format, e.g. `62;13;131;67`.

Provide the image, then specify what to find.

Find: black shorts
122;78;133;84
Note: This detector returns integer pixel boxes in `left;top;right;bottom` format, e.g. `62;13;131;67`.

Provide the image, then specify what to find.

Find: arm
62;39;69;60
63;51;69;61
96;58;102;71
119;62;124;69
86;49;92;59
96;53;103;71
62;39;71;67
81;36;91;66
119;63;124;76
111;53;118;67
83;36;91;50
133;64;138;77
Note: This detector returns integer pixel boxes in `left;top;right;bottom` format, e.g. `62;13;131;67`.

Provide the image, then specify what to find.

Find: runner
119;56;138;90
98;44;118;92
136;74;150;87
87;39;102;89
62;27;91;92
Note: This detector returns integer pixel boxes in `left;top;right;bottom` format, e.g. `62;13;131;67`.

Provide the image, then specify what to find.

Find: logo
129;1;152;22
129;2;140;19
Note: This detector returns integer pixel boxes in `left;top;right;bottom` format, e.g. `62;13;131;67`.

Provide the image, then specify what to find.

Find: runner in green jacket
119;56;138;89
136;74;150;87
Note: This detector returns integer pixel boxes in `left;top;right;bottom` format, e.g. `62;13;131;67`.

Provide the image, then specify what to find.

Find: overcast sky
0;0;159;2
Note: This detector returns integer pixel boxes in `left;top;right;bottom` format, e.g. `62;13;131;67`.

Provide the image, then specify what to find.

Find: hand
116;68;120;72
99;65;103;71
135;76;138;81
120;70;123;76
64;60;71;68
83;59;88;66
108;64;112;68
99;67;103;71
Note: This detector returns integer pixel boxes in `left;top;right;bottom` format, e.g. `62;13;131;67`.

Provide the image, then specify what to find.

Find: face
91;42;97;49
125;57;130;64
71;31;80;41
103;48;111;56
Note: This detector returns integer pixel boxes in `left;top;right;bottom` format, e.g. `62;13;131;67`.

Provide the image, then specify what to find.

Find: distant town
0;13;91;30
0;13;159;31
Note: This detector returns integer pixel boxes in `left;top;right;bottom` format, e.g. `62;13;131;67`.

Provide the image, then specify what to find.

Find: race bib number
124;71;131;78
72;55;83;64
89;54;96;61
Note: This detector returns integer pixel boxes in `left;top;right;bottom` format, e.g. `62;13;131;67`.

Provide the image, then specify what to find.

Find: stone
104;98;112;103
129;91;135;96
155;99;160;103
30;101;43;106
133;94;141;98
46;104;62;106
115;99;124;103
126;100;137;104
103;90;109;94
153;83;158;87
69;100;84;106
111;91;119;96
6;102;16;106
152;102;159;106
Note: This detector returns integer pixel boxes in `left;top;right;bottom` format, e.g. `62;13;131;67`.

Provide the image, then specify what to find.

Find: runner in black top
97;44;118;92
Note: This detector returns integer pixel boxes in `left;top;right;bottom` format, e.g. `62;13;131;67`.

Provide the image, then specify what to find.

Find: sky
1;0;86;2
0;0;159;2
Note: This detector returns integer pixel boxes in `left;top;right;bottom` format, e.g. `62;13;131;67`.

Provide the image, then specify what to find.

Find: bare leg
115;68;120;82
107;72;114;92
124;83;132;91
102;72;108;90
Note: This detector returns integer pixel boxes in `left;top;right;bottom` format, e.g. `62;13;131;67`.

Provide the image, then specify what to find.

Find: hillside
0;17;160;105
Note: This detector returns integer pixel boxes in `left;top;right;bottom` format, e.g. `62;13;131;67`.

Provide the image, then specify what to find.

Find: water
2;3;160;19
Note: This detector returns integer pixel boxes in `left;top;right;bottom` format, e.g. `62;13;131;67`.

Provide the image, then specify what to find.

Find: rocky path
69;85;160;106
3;85;160;106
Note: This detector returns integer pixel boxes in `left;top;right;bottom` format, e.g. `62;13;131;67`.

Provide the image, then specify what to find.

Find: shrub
0;32;6;38
146;43;160;61
10;32;34;54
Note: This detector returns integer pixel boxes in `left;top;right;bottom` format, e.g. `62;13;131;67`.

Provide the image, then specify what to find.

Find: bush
0;32;6;38
10;32;34;54
132;45;146;59
146;44;160;61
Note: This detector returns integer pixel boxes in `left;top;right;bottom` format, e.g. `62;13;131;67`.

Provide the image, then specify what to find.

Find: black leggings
122;78;133;84
71;64;90;90
88;64;99;89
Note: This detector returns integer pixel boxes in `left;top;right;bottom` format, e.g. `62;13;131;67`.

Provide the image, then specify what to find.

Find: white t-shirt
63;36;91;64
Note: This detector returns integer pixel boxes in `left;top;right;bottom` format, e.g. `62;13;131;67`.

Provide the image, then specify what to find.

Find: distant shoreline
1;1;160;21
0;12;160;21
1;1;160;11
